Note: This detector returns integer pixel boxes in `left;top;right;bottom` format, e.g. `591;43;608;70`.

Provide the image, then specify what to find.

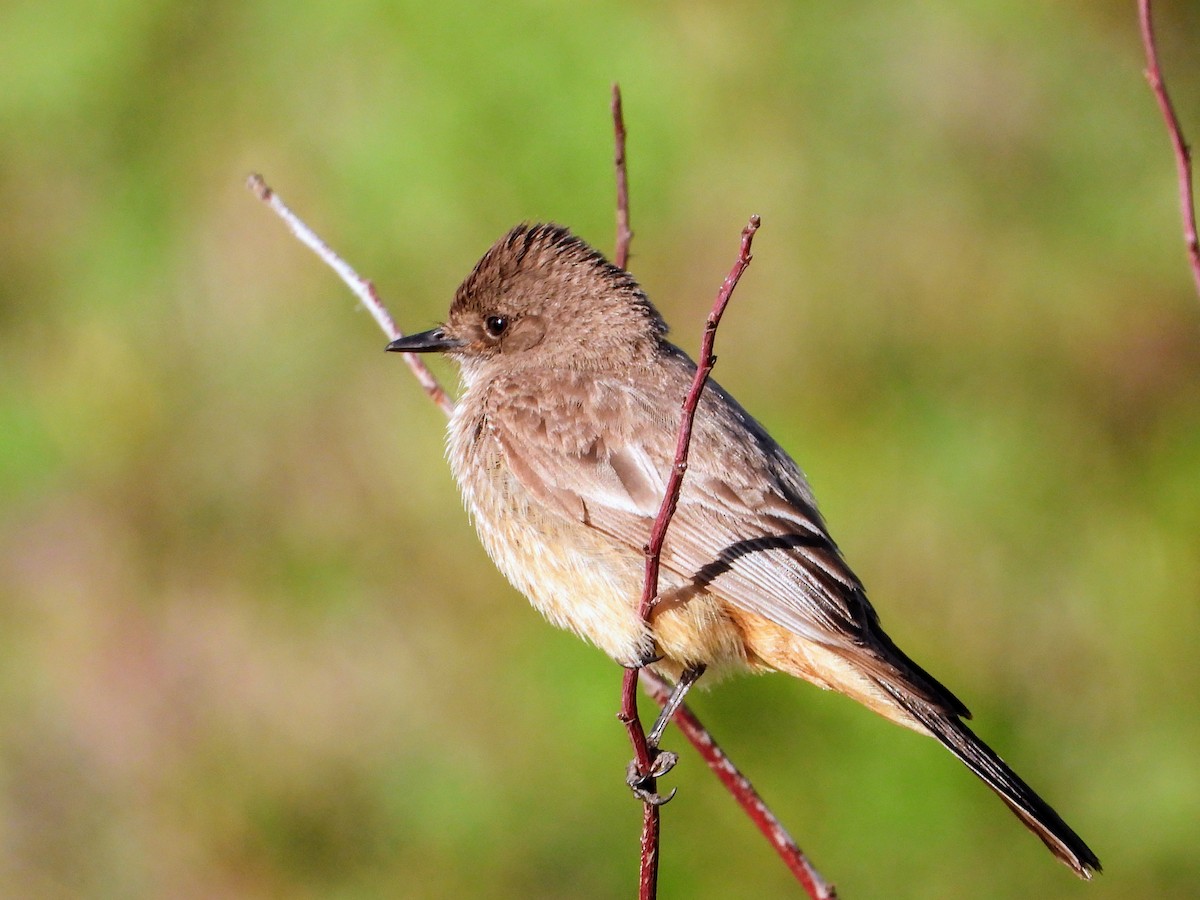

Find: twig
636;215;760;631
612;84;633;270
620;215;760;900
607;93;829;900
610;82;660;898
1138;0;1200;299
619;664;662;899
640;671;838;899
246;174;456;416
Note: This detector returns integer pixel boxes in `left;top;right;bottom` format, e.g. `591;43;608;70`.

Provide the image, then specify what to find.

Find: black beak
385;328;464;354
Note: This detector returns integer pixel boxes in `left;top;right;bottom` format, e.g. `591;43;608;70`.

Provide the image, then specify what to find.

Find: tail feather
882;683;1102;879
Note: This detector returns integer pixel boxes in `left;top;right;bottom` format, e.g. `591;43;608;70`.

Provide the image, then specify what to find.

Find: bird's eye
484;315;509;338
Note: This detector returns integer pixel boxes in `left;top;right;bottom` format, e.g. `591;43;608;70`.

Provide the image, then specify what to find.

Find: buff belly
459;451;748;679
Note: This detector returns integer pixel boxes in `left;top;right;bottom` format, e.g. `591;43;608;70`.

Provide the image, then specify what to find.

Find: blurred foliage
1;1;1198;897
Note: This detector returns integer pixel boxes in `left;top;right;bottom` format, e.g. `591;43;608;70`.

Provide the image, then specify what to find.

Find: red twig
612;84;633;270
619;674;662;898
609;86;662;897
620;215;760;900
640;671;838;899
637;799;660;898
1138;0;1200;299
638;216;759;626
607;92;829;900
246;174;455;416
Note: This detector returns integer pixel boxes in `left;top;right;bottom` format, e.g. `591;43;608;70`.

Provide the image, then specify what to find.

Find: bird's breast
444;399;750;676
447;402;655;665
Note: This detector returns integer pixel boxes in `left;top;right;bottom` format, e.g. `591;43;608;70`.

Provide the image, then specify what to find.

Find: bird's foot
625;750;679;805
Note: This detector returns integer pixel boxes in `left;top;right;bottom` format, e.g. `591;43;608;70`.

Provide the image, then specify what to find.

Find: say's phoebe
386;223;1100;878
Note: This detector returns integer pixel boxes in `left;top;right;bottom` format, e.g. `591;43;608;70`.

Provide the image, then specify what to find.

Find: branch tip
1138;0;1200;299
246;173;270;201
611;83;633;269
244;172;454;417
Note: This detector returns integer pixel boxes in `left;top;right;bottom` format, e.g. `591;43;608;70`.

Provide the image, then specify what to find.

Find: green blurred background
2;1;1198;897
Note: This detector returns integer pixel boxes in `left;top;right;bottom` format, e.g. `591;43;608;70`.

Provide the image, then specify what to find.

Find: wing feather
484;352;968;717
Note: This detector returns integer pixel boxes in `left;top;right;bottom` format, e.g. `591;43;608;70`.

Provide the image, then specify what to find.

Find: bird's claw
631;783;676;806
647;749;678;778
626;750;679;805
619;649;664;669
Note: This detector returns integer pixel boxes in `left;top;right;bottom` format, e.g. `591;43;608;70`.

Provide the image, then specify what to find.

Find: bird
385;222;1101;878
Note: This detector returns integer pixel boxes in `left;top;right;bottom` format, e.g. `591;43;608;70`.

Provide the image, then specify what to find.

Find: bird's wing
483;360;968;716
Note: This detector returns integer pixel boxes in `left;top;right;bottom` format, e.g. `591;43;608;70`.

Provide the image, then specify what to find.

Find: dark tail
885;686;1102;879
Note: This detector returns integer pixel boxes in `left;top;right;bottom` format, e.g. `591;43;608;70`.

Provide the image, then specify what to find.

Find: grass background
1;2;1198;897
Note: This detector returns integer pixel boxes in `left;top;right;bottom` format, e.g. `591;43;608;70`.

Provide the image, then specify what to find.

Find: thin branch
605;93;830;900
246;174;456;416
620;215;760;900
611;82;655;898
637;800;660;899
640;671;838;900
1138;0;1200;299
612;84;633;269
638;215;760;626
619;670;663;898
608;91;674;870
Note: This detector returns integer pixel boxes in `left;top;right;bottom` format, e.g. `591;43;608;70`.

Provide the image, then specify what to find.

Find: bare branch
612;84;633;269
620;215;760;900
618;674;662;898
246;174;456;416
604;87;829;900
609;83;657;898
1138;0;1200;299
638;216;759;628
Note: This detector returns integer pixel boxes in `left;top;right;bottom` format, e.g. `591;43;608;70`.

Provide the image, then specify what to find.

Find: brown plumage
387;223;1101;878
